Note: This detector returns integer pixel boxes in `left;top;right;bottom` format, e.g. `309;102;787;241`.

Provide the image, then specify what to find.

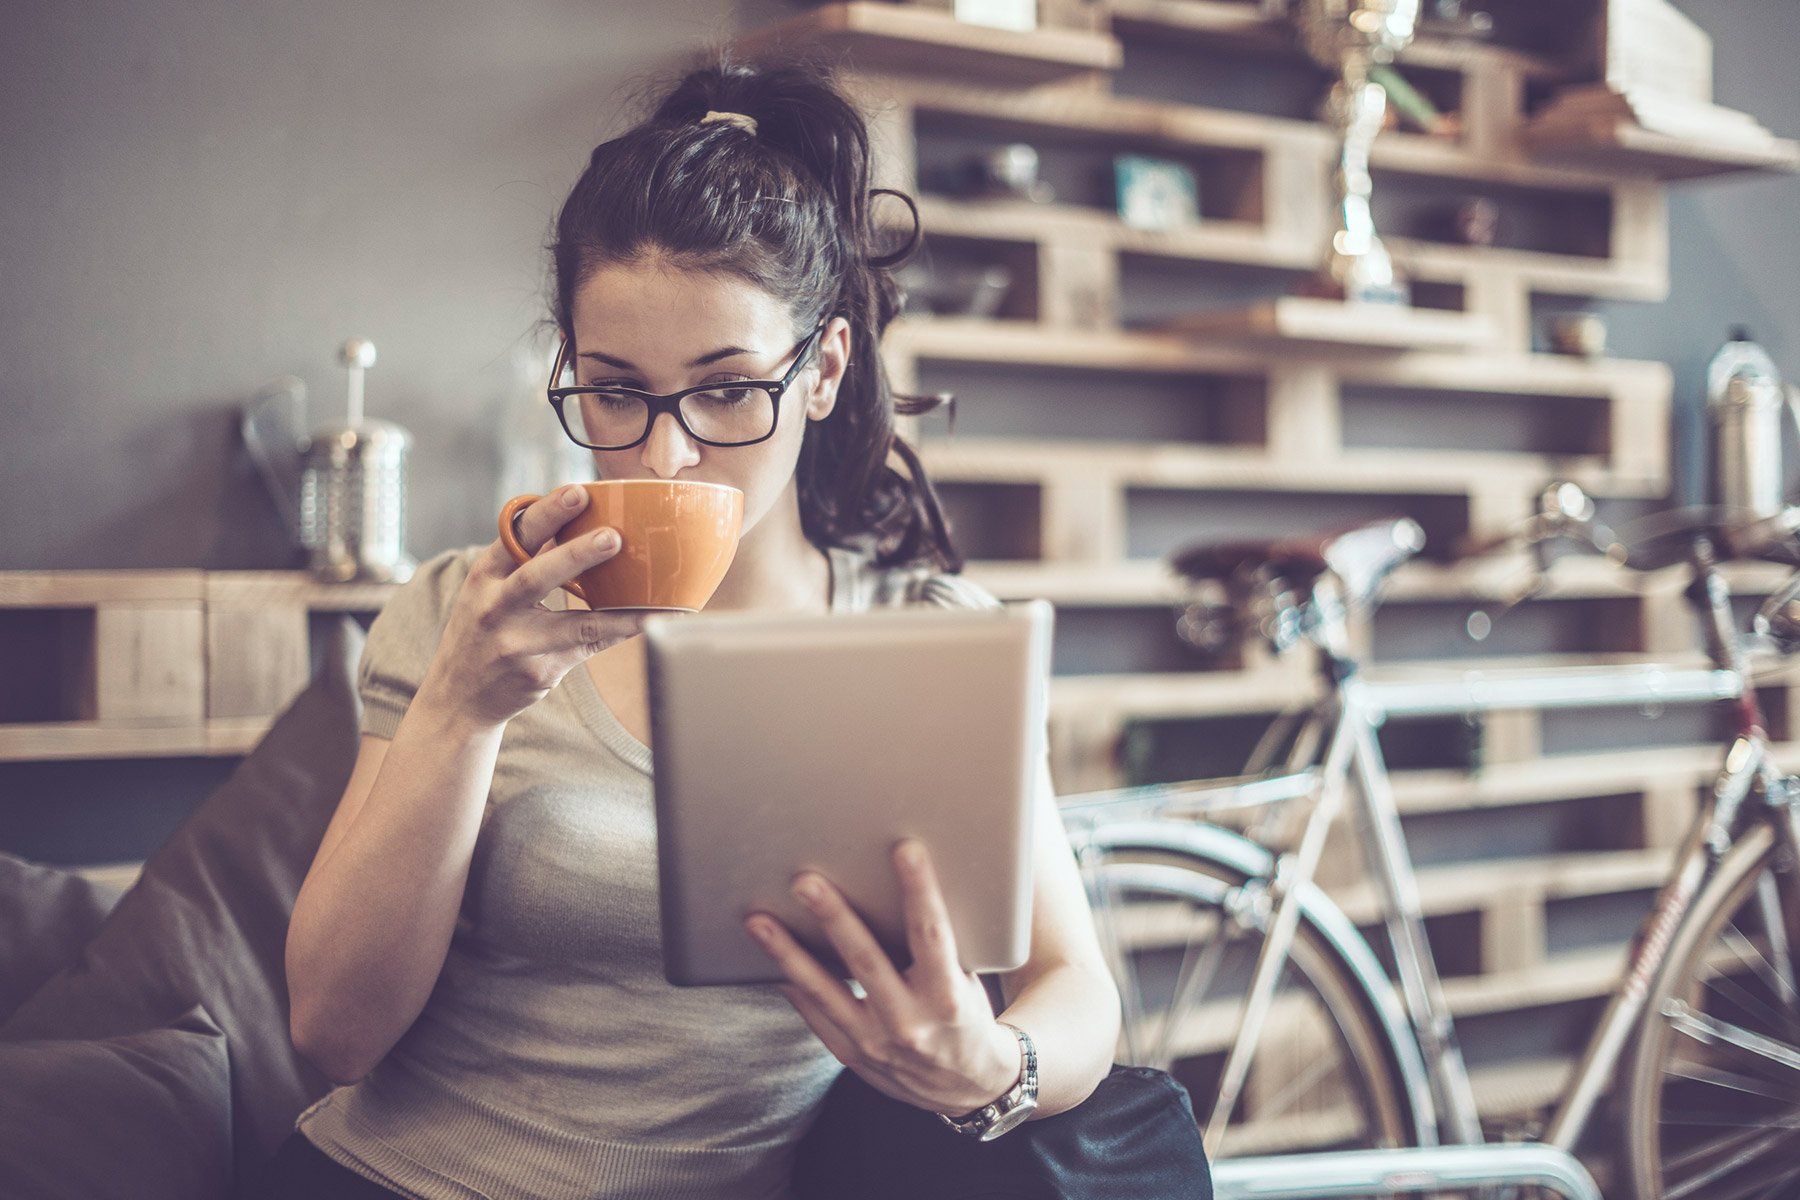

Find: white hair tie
700;109;758;136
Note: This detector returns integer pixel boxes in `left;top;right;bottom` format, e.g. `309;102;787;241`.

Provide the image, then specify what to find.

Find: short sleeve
357;546;480;740
911;572;1005;612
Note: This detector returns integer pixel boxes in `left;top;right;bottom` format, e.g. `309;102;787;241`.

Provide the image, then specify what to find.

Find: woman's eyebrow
577;346;754;369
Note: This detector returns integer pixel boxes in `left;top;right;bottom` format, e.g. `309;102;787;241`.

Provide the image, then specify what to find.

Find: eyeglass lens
555;386;777;448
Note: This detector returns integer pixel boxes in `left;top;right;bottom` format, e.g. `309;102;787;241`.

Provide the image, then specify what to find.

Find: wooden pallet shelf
0;569;394;765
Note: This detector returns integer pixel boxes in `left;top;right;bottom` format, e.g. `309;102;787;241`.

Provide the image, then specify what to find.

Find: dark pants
791;1064;1213;1200
234;1129;409;1199
240;1066;1211;1200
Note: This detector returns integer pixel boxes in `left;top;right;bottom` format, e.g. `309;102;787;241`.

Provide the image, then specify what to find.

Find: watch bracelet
936;1021;1037;1136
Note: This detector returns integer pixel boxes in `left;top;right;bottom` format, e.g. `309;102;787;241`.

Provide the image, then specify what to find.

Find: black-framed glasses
546;318;829;450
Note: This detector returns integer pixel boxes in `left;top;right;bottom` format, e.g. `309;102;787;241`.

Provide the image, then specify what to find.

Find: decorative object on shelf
1290;0;1420;308
1707;327;1799;519
1542;311;1608;360
1112;154;1199;232
895;260;1015;319
952;0;1036;33
1523;0;1796;169
1367;64;1455;137
242;338;417;586
928;144;1057;204
1417;0;1491;42
971;143;1056;203
1417;196;1499;246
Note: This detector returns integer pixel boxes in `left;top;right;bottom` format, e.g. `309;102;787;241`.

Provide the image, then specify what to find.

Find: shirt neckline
564;544;857;776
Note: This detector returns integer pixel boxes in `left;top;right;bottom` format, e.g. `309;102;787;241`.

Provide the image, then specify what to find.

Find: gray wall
0;0;755;570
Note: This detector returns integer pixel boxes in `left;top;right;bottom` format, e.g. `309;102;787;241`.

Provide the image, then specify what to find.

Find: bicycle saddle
1170;517;1426;604
1617;505;1800;572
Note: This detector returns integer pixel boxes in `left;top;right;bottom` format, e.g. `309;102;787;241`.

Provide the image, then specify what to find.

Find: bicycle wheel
1077;819;1430;1159
1624;820;1800;1200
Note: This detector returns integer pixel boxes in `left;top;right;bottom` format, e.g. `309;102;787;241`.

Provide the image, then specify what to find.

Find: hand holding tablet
741;837;1028;1118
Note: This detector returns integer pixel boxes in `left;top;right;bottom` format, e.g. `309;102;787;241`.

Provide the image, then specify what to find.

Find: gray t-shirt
293;540;1012;1200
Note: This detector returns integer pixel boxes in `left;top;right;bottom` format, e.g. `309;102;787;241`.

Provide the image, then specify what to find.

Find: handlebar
1456;482;1628;641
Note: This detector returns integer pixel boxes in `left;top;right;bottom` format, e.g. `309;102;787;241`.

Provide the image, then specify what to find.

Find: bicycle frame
1116;540;1800;1161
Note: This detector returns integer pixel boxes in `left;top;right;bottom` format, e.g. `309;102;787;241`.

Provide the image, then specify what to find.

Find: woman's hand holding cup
420;484;649;729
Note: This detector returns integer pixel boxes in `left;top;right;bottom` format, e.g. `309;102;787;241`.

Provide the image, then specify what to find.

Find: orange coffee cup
497;479;744;611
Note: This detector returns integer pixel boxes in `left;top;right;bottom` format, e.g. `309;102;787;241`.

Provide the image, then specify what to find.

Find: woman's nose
640;410;702;476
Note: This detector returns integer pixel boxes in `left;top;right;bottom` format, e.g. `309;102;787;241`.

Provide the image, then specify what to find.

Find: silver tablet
642;597;1054;988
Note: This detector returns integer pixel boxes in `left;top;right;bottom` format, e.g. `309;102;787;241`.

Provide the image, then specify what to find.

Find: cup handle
497;493;593;606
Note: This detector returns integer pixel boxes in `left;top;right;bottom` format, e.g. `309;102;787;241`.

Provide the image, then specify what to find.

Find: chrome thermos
298;339;416;584
1708;327;1797;519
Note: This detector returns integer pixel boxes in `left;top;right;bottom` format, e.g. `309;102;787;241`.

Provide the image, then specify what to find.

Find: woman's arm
287;701;508;1084
991;757;1123;1119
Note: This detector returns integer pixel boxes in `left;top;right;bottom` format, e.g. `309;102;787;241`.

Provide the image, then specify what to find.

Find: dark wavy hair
546;49;964;574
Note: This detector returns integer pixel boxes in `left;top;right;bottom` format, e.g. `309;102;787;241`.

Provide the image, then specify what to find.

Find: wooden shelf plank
0;570;396;611
1521;116;1800;181
1153;946;1632;1064
917;435;1652;498
888;315;1674;395
964;551;1798;609
0;571;206;607
1100;0;1569;81
730;0;1122;85
1152;297;1496;349
0;717;272;763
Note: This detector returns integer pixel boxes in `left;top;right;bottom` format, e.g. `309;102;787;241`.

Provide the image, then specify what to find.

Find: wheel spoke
1665;1116;1799;1178
1665;999;1800;1080
1079;847;1414;1158
1722;917;1800;1024
1699;966;1798;1041
1664;1123;1800;1200
1661;1056;1800;1105
1150;906;1233;1069
1252;1043;1340;1120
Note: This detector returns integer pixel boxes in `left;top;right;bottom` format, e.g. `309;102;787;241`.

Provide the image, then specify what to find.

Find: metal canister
298;418;416;583
1708;327;1792;518
295;338;416;584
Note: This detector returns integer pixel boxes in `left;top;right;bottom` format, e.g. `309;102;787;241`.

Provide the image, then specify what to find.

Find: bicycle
1053;484;1800;1199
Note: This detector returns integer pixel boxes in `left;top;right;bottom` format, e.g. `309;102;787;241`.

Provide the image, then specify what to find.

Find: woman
249;53;1131;1200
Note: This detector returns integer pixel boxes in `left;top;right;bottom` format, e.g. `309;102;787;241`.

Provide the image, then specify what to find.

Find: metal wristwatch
936;1021;1039;1141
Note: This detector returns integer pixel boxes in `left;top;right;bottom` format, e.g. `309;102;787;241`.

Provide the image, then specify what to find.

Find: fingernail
747;917;773;940
794;875;826;903
593;529;617;550
899;840;925;868
561;486;583;507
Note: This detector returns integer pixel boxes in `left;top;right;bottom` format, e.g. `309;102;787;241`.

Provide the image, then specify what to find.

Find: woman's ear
805;317;851;422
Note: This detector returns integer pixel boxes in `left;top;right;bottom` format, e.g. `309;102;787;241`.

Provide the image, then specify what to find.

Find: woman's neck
703;481;830;614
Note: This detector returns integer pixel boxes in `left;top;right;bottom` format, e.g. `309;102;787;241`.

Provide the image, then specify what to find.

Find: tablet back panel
644;599;1052;987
